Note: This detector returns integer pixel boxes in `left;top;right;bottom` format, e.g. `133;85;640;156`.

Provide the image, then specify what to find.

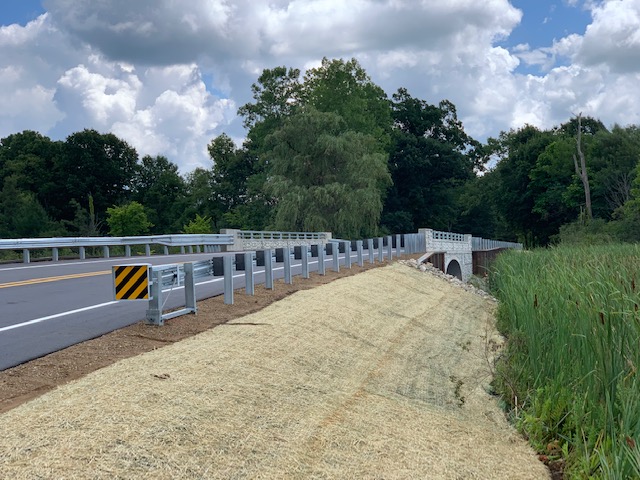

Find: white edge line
0;301;118;333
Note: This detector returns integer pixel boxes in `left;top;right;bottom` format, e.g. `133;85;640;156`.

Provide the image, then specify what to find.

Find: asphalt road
0;248;388;371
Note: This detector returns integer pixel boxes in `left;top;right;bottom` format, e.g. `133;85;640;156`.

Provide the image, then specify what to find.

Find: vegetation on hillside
491;246;640;478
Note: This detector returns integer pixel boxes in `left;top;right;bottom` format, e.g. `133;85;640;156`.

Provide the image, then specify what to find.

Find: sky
1;0;639;173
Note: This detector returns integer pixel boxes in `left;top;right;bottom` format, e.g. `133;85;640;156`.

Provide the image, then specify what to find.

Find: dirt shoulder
0;261;550;479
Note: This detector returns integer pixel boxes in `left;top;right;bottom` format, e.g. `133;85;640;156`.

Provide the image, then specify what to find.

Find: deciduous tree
265;107;390;238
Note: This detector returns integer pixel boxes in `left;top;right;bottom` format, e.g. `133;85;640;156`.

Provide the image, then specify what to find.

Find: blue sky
0;1;639;172
0;0;45;26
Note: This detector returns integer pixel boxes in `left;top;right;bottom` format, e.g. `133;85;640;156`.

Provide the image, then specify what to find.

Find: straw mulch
0;263;549;479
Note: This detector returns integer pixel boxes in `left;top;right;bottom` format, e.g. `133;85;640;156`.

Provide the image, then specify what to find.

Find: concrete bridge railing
221;229;332;251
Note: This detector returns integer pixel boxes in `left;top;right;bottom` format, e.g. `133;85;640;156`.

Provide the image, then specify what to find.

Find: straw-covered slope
0;263;549;479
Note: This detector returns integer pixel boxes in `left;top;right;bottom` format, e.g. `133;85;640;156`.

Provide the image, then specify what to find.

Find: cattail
534;294;538;308
599;312;605;324
626;436;636;449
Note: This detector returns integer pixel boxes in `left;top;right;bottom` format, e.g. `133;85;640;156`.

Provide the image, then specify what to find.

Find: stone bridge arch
445;258;462;280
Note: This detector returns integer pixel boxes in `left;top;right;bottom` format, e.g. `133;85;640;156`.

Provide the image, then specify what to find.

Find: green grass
491;245;640;479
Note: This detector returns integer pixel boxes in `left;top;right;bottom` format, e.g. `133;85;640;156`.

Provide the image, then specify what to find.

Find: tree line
2;57;640;246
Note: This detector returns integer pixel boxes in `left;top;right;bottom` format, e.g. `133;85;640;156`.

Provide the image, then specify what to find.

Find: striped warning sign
113;264;150;300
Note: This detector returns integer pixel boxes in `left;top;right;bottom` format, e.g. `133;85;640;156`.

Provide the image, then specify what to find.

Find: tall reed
492;245;640;478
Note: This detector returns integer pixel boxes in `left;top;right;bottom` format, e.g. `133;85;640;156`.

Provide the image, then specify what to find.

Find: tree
238;66;302;154
490;125;556;246
527;138;581;242
589;125;640;218
302;57;392;150
131;155;186;233
209;134;254;211
0;130;63;219
573;114;593;221
0;176;60;238
382;89;479;232
265;107;390;238
57;129;139;222
182;214;213;234
106;201;152;236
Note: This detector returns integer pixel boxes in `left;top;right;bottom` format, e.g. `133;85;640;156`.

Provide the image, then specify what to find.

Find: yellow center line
0;270;111;289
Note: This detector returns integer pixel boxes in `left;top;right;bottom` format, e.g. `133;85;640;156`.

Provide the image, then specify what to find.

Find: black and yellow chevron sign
113;265;150;300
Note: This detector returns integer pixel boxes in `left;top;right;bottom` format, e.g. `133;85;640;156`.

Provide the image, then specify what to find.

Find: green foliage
0;176;62;238
209;134;248;210
59;129;139;223
236;58;393;234
265;107;390;238
382;88;480;233
106;201;152;237
491;245;640;478
554;218;617;245
489;125;556;246
132;155;186;234
182;214;212;234
302;57;392;149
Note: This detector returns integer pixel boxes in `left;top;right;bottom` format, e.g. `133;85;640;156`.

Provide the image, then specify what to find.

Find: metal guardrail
0;234;234;250
113;232;427;325
471;237;523;251
145;259;215;325
0;234;235;264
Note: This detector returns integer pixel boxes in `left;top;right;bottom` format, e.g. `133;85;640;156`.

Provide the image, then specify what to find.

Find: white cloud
577;0;640;72
0;0;639;172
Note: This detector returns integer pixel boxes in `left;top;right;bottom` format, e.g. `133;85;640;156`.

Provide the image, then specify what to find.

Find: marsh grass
492;245;640;478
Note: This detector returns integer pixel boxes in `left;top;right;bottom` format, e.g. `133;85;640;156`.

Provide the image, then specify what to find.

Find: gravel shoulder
0;262;550;479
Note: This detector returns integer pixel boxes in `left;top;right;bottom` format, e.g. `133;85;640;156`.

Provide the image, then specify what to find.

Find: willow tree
265;107;390;239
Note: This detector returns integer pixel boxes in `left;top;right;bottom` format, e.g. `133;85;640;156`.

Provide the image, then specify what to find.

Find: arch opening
446;259;462;280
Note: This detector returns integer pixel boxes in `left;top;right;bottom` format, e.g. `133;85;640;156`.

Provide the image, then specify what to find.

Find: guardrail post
196;245;201;253
387;236;393;261
164;246;169;255
245;252;254;295
332;243;340;272
396;234;402;256
265;249;274;289
52;247;59;262
264;248;273;290
22;249;30;264
223;255;234;305
125;245;131;257
184;262;197;313
318;244;326;275
283;247;293;284
103;246;110;259
368;239;374;263
180;246;185;254
301;245;310;279
146;269;163;325
378;237;384;262
79;246;85;260
357;240;363;267
343;241;351;268
145;244;151;256
188;246;193;254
